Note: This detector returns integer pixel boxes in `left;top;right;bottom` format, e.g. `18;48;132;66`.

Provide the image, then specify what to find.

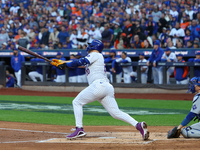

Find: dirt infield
0;88;198;150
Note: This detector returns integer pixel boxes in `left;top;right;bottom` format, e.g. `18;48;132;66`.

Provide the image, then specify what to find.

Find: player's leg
124;73;131;83
66;80;106;139
61;74;66;82
116;72;122;83
15;70;21;87
99;83;149;140
158;67;163;84
181;122;200;138
28;71;38;82
141;73;147;84
38;73;43;82
152;67;158;84
166;67;174;84
179;78;189;84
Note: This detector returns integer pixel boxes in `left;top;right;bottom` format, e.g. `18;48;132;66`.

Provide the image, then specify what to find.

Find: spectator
130;53;148;84
145;15;158;36
113;51;133;83
174;54;189;84
188;20;200;38
0;28;10;48
123;20;135;48
69;29;78;49
130;35;145;49
113;22;122;42
57;26;69;43
1;42;7;50
152;6;162;23
184;29;194;46
28;53;45;82
40;27;50;46
101;24;113;46
161;48;177;84
114;32;127;49
88;24;102;43
17;31;29;48
158;13;168;33
135;27;146;41
10;49;25;87
169;22;185;46
147;40;164;84
185;4;194;20
188;52;200;77
49;26;59;45
76;28;89;48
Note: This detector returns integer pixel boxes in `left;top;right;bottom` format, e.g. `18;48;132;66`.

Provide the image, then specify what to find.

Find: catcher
167;77;200;138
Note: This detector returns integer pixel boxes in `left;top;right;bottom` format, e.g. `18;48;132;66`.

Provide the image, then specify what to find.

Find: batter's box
37;132;161;144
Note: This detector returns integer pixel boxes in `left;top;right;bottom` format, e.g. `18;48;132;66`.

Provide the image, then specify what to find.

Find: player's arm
66;57;90;68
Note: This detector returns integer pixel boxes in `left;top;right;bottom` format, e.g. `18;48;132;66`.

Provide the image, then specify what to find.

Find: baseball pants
152;66;163;84
29;71;43;82
69;76;77;83
181;122;200;138
55;75;66;83
72;79;138;128
14;70;21;87
130;72;147;84
166;67;174;84
107;72;122;83
176;78;189;84
123;73;132;83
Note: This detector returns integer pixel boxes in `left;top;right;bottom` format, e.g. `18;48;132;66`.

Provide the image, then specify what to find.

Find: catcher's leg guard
181;123;200;138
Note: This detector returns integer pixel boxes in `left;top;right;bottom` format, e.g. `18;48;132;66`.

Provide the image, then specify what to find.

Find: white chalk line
0;127;68;135
1;140;39;144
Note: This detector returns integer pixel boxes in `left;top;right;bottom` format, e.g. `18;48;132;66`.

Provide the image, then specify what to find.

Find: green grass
0;95;193;126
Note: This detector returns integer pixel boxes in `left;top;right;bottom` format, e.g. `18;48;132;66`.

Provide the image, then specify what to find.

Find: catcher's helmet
86;39;104;53
187;77;200;93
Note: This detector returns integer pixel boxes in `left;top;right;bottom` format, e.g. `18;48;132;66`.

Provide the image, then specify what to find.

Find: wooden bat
16;45;71;63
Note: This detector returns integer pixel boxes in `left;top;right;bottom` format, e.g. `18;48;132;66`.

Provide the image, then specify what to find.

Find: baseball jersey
88;29;102;43
139;59;148;74
116;57;133;73
85;52;108;85
11;54;25;72
169;28;185;37
161;52;177;62
190;93;200;115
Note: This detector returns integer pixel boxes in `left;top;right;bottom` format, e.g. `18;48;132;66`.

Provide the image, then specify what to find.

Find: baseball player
76;52;87;83
170;77;200;138
51;52;66;83
161;48;177;84
104;50;122;83
68;54;77;83
11;49;25;87
147;40;164;84
130;53;148;84
188;52;200;77
174;53;189;84
28;53;45;82
112;51;133;83
50;39;149;140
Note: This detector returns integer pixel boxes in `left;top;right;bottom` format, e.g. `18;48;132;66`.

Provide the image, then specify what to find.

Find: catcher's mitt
50;59;66;70
167;126;181;139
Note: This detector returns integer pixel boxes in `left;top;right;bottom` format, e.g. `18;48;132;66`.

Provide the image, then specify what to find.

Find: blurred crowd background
0;0;200;50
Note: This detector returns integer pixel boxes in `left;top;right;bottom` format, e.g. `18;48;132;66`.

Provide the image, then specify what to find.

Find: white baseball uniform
161;52;177;84
72;52;138;128
116;57;133;83
181;93;200;138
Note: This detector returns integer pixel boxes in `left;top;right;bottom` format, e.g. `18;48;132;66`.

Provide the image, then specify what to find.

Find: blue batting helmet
187;77;200;93
86;39;104;53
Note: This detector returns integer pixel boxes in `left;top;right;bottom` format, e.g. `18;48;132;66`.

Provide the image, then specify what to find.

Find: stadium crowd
0;0;200;50
3;0;200;87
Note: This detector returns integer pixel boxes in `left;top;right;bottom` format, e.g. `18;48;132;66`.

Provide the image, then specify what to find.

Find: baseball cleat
66;127;87;139
136;122;149;140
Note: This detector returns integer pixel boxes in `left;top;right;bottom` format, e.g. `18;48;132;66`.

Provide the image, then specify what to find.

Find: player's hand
50;59;66;70
153;62;156;67
111;68;116;73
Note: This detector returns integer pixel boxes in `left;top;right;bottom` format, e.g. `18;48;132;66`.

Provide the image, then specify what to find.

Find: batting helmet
187;77;200;93
86;39;104;53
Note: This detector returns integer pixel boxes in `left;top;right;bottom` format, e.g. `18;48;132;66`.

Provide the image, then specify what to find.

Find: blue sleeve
148;52;154;62
188;58;194;62
181;112;196;126
67;58;90;68
104;57;112;63
161;59;167;62
21;55;25;62
194;59;200;63
112;59;117;68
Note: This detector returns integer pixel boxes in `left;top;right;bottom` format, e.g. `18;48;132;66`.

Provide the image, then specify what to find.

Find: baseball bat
16;45;71;63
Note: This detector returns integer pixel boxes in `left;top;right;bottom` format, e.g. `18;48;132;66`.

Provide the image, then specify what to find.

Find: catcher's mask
187;77;200;93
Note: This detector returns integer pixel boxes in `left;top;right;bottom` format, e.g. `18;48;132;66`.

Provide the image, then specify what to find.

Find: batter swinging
51;39;149;140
